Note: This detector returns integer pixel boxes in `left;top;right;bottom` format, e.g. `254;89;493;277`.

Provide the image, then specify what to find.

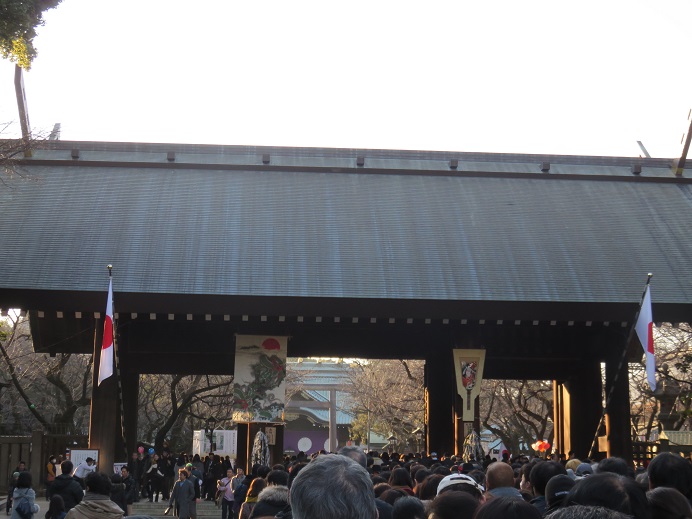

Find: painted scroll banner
452;349;486;422
232;335;287;422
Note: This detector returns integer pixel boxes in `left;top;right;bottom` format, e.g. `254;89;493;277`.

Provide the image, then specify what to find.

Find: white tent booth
192;429;239;459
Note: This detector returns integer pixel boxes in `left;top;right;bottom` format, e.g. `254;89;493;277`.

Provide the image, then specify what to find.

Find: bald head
486;462;515;490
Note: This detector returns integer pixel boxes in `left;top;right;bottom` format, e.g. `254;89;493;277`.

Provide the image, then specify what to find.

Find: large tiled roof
1;141;690;317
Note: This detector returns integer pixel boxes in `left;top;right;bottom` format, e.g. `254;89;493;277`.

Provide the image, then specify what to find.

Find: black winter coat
48;474;83;511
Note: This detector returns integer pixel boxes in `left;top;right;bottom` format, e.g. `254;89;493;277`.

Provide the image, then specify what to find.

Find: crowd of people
5;447;692;519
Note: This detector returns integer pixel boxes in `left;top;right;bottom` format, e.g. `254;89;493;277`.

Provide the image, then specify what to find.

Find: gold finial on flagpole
107;264;112;277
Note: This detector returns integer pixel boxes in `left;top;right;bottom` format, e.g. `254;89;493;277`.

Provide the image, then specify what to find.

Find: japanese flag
98;278;114;385
635;285;656;391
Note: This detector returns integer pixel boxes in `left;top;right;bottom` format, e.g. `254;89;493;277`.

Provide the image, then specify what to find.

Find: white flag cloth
635;285;656;391
98;278;114;385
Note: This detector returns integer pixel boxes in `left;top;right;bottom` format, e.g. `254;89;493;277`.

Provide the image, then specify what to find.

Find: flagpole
107;266;130;460
588;273;653;458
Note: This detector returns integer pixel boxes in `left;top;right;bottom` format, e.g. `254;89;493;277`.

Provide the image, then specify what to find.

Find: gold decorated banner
453;349;486;422
232;335;287;423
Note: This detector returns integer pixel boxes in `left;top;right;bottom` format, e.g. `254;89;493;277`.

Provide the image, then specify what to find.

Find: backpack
15;498;33;519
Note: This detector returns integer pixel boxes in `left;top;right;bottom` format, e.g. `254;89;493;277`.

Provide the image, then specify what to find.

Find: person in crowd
391;496;425;519
519;461;536;500
120;467;135;517
375;483;392;499
232;468;254;519
65;472;123;519
413;468;432;498
109;474;127;516
290;454;377;519
168;469;195;519
417;474;443;503
127;453;142;502
46;456;58;496
564;472;650;519
486;461;523;501
238;478;266;519
216;469;236;519
6;462;26;514
44;495;66;519
48;461;83;512
528;461;567;514
428;491;480;519
547;505;631;519
575;463;594;479
159;451;174;502
145;454;164;503
265;470;289;488
436;473;485;502
72;458;96;489
191;455;204;477
250;484;290;518
389;468;415;496
231;468;245;492
646;487;692;519
596;458;634;479
474;496;542;519
544;475;575;514
10;472;40;519
206;455;224;500
647;452;692;503
337;446;394;519
7;471;20;515
184;463;201;519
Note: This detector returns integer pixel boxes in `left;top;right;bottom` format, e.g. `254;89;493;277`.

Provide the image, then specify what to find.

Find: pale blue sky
1;0;691;158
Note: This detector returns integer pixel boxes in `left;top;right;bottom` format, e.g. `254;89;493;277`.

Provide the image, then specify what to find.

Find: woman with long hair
239;478;267;519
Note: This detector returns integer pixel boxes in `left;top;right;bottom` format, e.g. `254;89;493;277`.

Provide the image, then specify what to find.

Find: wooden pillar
117;328;139;462
89;319;120;474
30;429;43;492
605;350;633;461
425;350;455;456
329;389;337;452
454;395;480;455
236;424;249;473
559;361;602;460
121;370;139;460
553;381;568;455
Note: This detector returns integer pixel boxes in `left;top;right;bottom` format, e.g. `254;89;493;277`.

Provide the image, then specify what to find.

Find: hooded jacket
10;487;40;519
249;486;289;519
48;475;84;511
64;493;124;519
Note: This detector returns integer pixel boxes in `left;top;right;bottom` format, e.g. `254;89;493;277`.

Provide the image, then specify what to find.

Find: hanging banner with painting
232;335;287;422
452;349;486;422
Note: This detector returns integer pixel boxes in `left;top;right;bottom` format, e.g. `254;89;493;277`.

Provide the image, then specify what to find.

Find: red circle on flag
262;338;280;350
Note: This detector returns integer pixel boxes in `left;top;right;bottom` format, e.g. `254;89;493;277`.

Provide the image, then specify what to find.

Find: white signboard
192;430;238;459
69;449;99;469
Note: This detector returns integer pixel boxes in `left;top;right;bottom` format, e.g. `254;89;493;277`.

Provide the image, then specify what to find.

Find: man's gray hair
338;446;367;468
290;454;377;519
